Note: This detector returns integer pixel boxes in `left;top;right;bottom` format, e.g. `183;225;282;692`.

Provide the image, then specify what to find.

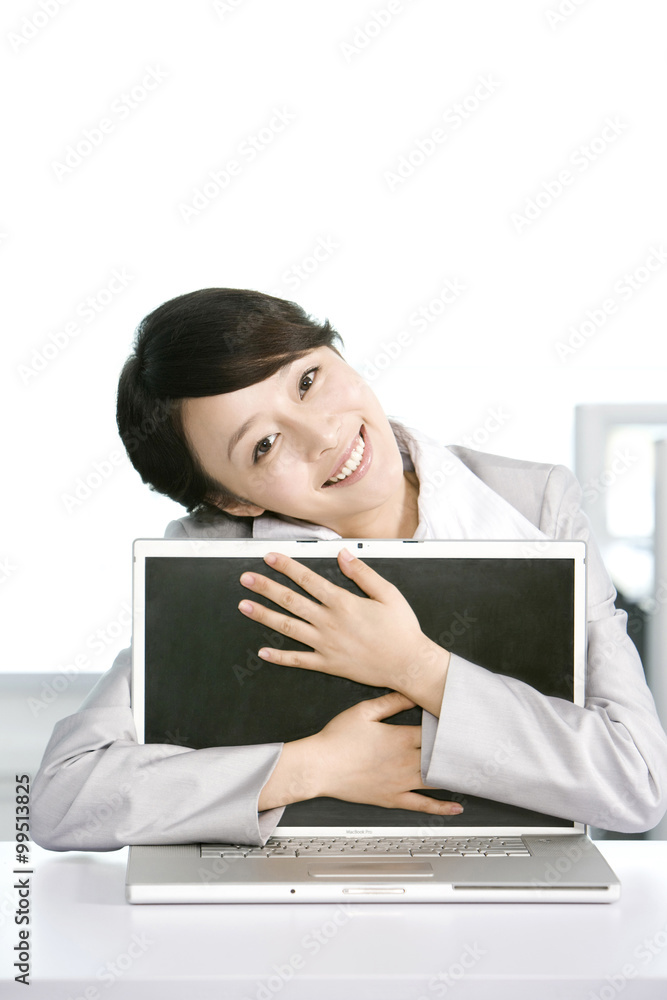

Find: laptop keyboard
201;836;530;858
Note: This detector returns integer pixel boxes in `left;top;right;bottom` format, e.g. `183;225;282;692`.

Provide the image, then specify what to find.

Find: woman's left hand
238;548;450;714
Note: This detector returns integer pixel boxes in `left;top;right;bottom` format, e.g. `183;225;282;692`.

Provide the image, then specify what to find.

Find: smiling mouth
322;426;369;488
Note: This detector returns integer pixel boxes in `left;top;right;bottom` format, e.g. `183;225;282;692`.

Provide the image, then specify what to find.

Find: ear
209;496;266;518
224;501;266;517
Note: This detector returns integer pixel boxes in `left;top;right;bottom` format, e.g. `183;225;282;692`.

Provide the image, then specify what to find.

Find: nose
288;414;339;462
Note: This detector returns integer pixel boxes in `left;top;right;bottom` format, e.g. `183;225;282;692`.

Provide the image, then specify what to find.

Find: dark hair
116;288;342;519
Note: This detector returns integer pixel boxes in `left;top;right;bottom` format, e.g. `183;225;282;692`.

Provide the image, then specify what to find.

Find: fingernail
240;573;255;586
450;804;464;814
339;547;354;562
265;553;277;565
258;648;271;659
238;601;254;614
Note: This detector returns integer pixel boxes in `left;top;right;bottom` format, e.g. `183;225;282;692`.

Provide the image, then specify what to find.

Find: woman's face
180;346;408;536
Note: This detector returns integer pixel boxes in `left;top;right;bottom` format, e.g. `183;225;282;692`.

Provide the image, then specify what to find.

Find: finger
253;645;333;673
262;552;338;605
337;548;397;603
240;571;323;624
395;793;464;816
362;691;417;720
238;597;319;649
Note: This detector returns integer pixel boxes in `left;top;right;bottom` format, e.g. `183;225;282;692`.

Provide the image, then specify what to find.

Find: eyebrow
225;355;308;461
227;416;257;461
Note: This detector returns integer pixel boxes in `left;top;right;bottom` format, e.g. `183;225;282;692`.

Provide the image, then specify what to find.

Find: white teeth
325;434;365;485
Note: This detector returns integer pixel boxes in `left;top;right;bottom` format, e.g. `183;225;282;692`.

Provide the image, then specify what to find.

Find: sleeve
420;464;667;833
31;518;287;852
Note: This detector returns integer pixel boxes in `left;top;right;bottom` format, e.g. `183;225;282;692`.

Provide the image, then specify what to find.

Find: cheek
351;379;375;408
254;453;308;498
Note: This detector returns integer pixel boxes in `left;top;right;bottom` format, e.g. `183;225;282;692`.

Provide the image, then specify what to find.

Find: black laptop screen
143;554;576;829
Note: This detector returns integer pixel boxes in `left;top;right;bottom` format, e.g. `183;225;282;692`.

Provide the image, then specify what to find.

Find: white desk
1;841;667;999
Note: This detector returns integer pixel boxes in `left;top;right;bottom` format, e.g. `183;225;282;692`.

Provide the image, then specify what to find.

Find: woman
32;288;667;851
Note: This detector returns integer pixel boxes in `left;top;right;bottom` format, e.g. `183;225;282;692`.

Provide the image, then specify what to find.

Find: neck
325;471;420;539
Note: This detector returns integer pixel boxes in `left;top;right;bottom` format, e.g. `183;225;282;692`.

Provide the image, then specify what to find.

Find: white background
2;0;666;676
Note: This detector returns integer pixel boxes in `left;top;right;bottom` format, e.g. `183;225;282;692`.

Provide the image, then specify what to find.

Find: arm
258;691;462;816
32;515;291;851
420;464;667;833
237;548;451;716
237;470;667;833
31;645;459;852
31;646;286;851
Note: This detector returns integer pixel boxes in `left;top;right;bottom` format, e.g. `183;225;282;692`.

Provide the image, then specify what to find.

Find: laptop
126;537;621;903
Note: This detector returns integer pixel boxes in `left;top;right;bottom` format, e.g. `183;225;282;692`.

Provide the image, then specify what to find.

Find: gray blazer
31;446;667;850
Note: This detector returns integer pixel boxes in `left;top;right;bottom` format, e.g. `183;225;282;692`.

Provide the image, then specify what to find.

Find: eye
299;366;319;398
251;366;319;463
253;433;277;462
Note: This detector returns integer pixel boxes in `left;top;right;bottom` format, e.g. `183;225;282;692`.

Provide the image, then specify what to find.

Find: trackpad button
308;862;434;878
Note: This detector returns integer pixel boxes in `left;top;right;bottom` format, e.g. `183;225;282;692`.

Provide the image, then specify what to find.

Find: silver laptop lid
132;538;587;837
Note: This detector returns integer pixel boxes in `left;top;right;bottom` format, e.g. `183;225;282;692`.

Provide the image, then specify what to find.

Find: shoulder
163;510;254;540
446;445;581;533
446;444;568;485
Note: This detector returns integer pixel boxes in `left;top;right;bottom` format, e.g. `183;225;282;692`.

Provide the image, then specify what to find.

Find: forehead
180;348;335;444
181;371;282;440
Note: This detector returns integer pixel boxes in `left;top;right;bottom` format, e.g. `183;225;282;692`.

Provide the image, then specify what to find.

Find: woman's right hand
258;691;464;817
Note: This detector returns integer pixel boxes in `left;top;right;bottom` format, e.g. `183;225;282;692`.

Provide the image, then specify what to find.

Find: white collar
253;422;546;542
